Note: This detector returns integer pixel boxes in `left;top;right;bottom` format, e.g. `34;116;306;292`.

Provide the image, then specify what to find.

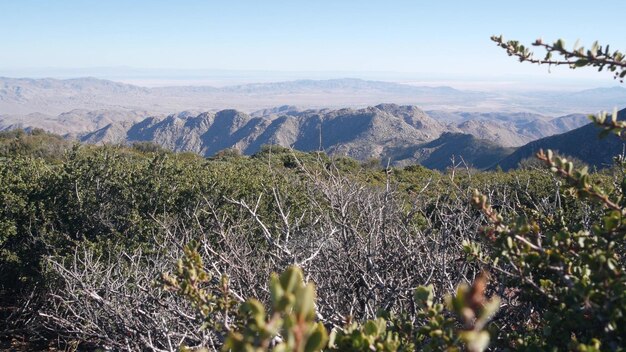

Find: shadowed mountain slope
496;108;626;170
81;105;518;169
388;132;514;170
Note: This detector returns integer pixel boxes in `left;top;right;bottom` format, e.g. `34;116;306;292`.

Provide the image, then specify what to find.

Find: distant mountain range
74;104;595;170
81;105;444;162
78;105;623;171
1;76;624;170
1;76;625;117
0;77;491;116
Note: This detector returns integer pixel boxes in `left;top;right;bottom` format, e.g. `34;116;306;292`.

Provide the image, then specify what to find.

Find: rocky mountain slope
82;105;447;162
427;111;589;147
497;108;626;170
388;132;514;170
81;109;515;170
80;102;588;152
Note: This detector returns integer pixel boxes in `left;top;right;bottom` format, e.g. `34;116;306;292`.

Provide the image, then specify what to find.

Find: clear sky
1;0;626;87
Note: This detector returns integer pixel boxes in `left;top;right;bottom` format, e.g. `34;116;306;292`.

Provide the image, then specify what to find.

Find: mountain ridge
496;108;626;170
79;104;588;170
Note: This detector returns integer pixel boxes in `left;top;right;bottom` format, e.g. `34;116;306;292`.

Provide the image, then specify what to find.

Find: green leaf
304;323;328;352
294;283;316;319
280;266;304;293
414;285;434;309
575;59;589;67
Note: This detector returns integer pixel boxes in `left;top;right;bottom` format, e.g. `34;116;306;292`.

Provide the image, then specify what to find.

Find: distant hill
426;111;588;147
3;98;590;148
388;132;514;170
78;104;612;169
0;77;491;116
426;111;545;124
0;77;152;115
496;108;626;170
78;104;524;170
564;86;626;107
82;104;446;162
2;76;624;119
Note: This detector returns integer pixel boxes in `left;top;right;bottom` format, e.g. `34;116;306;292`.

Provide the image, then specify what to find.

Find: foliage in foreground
164;255;499;352
470;149;626;350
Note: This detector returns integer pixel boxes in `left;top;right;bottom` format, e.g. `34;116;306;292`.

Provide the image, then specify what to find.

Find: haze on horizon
2;0;626;91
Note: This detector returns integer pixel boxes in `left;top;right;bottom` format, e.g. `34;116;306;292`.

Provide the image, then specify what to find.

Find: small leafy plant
164;245;499;351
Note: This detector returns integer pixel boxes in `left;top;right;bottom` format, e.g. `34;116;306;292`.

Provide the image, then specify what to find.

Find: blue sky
1;0;626;87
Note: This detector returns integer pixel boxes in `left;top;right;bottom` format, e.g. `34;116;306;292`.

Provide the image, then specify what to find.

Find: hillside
388;132;514;170
426;111;589;147
497;108;626;170
82;105;445;161
81;104;520;170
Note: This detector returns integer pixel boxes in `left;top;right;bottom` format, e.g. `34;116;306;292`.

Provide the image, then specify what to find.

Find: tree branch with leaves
491;35;626;82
